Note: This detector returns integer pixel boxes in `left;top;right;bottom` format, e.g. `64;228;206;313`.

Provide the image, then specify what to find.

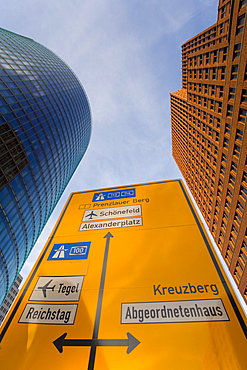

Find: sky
0;0;219;279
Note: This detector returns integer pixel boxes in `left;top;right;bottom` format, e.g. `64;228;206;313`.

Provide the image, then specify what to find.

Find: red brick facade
171;0;247;302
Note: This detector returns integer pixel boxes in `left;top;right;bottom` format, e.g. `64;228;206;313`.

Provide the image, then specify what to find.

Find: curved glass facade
0;28;91;303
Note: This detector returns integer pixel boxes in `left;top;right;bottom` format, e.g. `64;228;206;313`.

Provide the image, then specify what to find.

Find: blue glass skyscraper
0;28;91;304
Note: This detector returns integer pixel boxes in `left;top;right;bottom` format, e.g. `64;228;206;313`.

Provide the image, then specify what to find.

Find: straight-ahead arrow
88;232;114;369
53;332;140;354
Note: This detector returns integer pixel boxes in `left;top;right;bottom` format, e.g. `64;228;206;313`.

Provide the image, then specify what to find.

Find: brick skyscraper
171;0;247;302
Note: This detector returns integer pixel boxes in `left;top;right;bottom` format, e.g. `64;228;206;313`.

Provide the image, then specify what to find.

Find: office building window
219;86;224;97
229;174;236;186
233;144;241;158
220;66;226;79
237;14;245;34
213;50;218;62
233;44;241;59
225;198;231;211
222;153;227;163
218;101;222;113
223;137;229;149
240;239;247;264
220;165;226;175
234;211;242;224
226;188;233;199
239;108;247;122
240;185;247;199
212;68;217;79
243;172;247;184
229;231;237;244
239;250;247;267
218;178;224;188
220;5;226;18
231;161;238;173
236;200;245;214
221;47;228;62
231;65;239;79
0;123;28;189
231;224;239;235
227;104;233;117
234;262;244;283
211;85;216;96
241;89;247;103
209;99;214;110
236;129;244;142
229;87;236;100
219;22;225;34
225;245;233;265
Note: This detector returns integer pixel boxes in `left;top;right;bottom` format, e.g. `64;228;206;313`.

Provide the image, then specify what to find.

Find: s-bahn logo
92;188;136;202
47;242;91;261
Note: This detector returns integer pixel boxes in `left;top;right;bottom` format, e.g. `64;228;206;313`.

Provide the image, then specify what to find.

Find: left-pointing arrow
53;332;140;354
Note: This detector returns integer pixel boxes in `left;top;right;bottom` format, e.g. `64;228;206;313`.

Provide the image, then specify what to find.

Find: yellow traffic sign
0;180;246;369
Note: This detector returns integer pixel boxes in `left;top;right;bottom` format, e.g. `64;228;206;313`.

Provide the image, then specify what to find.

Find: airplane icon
38;279;56;298
85;211;98;220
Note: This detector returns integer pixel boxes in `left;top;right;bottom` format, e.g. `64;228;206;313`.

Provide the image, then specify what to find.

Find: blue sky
1;0;219;278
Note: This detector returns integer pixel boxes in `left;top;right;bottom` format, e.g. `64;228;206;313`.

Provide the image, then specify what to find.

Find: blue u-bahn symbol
48;242;91;261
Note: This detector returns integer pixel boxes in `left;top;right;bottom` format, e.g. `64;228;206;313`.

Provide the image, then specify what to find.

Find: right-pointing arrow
126;332;141;354
53;332;140;354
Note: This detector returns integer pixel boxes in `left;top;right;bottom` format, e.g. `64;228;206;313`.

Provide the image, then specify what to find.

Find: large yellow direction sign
0;180;246;369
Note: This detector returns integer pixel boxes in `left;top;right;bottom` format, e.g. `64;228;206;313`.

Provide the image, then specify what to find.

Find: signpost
0;180;246;369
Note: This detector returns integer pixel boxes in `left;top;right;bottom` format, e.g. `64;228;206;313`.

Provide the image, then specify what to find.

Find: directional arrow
88;232;114;369
51;234;140;369
53;332;140;354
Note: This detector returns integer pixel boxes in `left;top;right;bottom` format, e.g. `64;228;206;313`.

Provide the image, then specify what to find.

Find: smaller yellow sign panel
0;180;246;370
